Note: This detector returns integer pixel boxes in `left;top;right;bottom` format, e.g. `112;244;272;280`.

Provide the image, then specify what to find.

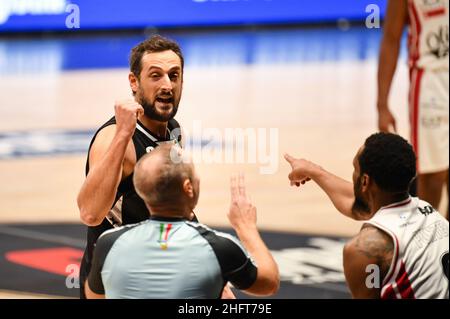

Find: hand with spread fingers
228;173;257;231
226;172;280;296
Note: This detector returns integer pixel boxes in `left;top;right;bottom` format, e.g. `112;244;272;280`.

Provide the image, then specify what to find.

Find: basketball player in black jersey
76;35;198;299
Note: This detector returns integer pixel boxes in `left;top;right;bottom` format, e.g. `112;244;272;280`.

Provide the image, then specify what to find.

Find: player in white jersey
377;0;449;219
366;196;448;298
285;132;449;298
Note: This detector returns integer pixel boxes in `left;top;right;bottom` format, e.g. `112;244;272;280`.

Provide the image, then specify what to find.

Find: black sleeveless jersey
79;116;182;297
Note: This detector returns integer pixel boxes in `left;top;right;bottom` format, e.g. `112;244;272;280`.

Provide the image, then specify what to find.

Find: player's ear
361;173;370;192
183;178;194;198
129;72;139;95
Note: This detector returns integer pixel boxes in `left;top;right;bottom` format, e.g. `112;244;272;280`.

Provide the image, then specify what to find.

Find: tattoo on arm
354;225;394;279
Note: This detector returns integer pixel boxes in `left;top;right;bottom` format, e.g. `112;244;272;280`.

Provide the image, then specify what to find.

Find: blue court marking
0;130;94;160
0;129;217;160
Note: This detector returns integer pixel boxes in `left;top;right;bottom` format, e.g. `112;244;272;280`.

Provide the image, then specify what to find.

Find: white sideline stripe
0;226;85;248
311;282;349;294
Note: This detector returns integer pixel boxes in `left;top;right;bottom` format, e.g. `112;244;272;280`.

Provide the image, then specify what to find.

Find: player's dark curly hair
358;133;416;193
129;35;184;79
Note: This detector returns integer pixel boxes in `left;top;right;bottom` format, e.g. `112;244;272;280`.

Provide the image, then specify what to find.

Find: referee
85;144;280;298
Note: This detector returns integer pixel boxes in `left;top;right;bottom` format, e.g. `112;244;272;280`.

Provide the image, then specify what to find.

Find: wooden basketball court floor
0;26;447;298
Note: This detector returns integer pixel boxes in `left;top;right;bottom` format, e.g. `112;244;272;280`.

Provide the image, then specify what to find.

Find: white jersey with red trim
365;197;449;299
407;0;449;70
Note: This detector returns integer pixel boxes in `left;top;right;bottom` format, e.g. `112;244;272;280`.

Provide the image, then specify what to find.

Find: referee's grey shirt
87;216;258;298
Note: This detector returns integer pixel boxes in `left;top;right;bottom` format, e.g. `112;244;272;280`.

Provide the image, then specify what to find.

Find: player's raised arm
284;153;366;220
77;100;144;226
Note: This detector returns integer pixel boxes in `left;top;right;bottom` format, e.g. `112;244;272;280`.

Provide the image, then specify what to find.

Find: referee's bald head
133;144;198;216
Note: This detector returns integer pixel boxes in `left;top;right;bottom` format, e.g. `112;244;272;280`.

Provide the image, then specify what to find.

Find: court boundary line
0;226;85;248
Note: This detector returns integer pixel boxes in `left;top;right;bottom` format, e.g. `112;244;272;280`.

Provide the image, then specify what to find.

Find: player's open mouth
156;96;173;104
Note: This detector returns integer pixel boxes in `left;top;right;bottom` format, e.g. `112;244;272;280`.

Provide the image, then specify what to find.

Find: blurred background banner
0;0;387;32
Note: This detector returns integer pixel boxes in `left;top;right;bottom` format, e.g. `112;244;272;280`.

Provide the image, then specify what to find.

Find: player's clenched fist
114;99;144;139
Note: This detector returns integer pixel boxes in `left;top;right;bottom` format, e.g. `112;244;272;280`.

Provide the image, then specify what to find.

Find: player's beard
352;177;370;215
137;93;179;122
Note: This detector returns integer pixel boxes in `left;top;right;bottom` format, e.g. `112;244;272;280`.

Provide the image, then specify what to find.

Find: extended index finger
238;172;246;198
284;153;296;168
230;174;239;201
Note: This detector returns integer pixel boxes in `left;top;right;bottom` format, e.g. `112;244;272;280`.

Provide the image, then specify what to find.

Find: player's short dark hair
358;132;416;193
129;35;184;79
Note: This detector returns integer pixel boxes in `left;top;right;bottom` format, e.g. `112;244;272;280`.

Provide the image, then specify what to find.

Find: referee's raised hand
228;173;257;231
227;173;280;296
